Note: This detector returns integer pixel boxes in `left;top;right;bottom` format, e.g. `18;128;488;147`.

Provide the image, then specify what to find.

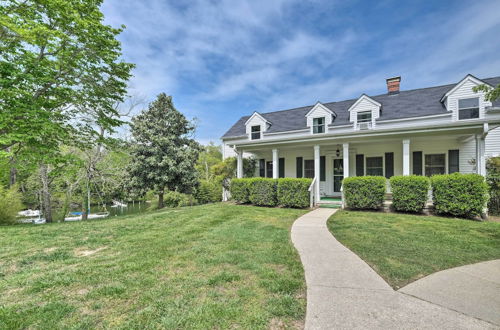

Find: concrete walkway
400;259;500;326
291;208;497;329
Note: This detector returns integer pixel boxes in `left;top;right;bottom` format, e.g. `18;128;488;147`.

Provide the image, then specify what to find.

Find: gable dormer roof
347;94;381;112
244;111;270;126
305;101;336;117
440;74;493;102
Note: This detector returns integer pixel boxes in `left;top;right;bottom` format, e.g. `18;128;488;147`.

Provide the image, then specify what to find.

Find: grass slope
328;210;500;289
0;204;307;329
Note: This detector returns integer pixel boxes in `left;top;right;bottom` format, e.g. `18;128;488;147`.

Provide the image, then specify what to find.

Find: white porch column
314;145;320;198
272;148;279;179
402;139;410;176
476;134;486;176
343;143;349;178
236;150;243;178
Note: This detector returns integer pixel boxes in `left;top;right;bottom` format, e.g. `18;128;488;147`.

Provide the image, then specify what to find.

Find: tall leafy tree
0;0;134;221
128;94;200;209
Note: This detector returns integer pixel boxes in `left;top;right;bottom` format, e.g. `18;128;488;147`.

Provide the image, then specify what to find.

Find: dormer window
251;125;261;140
458;98;479;120
313;117;325;134
357;111;372;123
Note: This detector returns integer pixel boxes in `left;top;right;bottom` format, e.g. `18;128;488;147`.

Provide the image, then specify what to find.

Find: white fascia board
244;112;270;126
440;74;492;102
347;94;381;112
304;102;335;117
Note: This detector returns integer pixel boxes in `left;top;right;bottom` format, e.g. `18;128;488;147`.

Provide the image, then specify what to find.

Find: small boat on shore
64;212;110;222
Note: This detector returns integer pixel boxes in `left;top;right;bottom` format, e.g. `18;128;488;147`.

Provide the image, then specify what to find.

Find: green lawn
0;203;307;329
327;210;500;289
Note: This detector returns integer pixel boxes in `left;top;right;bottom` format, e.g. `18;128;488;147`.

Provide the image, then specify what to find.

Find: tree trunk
9;165;17;186
40;164;52;223
158;190;164;209
82;182;89;220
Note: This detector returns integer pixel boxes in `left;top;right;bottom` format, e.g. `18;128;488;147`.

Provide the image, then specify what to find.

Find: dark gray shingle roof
222;76;500;139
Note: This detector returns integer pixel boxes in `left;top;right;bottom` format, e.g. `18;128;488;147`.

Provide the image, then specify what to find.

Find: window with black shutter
320;156;326;181
296;157;303;178
356;154;364;176
412;151;422;175
279;158;285;178
385;152;394;178
259;159;265;177
448;150;459;173
266;161;273;178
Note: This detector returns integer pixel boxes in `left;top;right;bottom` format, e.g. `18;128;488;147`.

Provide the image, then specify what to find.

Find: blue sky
101;0;500;144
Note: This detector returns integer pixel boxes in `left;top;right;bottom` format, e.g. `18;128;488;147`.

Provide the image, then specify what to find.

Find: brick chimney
386;76;401;94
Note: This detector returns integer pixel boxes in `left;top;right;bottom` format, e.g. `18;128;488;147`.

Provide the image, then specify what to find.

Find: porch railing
308;177;318;208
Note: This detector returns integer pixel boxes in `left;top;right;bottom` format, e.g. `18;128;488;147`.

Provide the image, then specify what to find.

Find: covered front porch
234;129;488;206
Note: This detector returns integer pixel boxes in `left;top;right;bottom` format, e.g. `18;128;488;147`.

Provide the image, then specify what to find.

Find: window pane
459;98;479;109
251;125;261;139
313;117;325;134
266;161;273;178
425;154;445;176
366;157;383;176
304;160;314;178
459;108;479;119
357;111;372;123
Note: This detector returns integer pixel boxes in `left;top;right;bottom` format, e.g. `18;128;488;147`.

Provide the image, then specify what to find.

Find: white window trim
311;116;327;134
250;125;262;140
457;97;481;121
423;152;448;176
365;156;385;176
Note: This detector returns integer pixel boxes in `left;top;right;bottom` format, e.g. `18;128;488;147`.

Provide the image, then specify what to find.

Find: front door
333;159;344;192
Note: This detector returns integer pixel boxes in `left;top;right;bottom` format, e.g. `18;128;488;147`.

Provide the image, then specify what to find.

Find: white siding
306;103;333;133
486;127;500;157
446;78;491;121
349;96;381;129
245;113;268;140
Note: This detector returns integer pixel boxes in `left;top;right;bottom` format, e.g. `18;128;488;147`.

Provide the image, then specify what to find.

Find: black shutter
385;152;394;178
413;151;422;175
320;156;326;181
279;158;285;178
448;150;459;173
296;157;303;178
259;159;265;177
356;154;364;176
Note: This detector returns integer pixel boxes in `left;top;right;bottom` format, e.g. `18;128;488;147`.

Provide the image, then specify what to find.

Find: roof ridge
257;75;500;116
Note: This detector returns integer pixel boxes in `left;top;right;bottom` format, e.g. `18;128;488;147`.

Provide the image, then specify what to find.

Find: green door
333;159;344;192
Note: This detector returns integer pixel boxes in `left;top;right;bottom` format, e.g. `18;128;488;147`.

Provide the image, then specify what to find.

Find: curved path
291;208;496;329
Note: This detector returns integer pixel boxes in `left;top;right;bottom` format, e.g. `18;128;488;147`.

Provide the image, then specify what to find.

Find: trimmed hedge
390;175;430;213
249;178;278;207
431;173;488;218
230;178;312;208
195;180;222;204
230;178;252;204
277;178;312;208
343;176;386;210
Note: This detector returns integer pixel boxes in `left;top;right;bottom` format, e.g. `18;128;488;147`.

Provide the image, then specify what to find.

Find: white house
221;74;500;205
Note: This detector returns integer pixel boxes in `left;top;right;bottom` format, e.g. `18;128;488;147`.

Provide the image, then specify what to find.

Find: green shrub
0;185;23;225
390;175;430;213
343;176;386;210
249;178;278;207
277;178;312;208
151;191;196;209
195;180;222;204
230;178;251;204
431;173;488;218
